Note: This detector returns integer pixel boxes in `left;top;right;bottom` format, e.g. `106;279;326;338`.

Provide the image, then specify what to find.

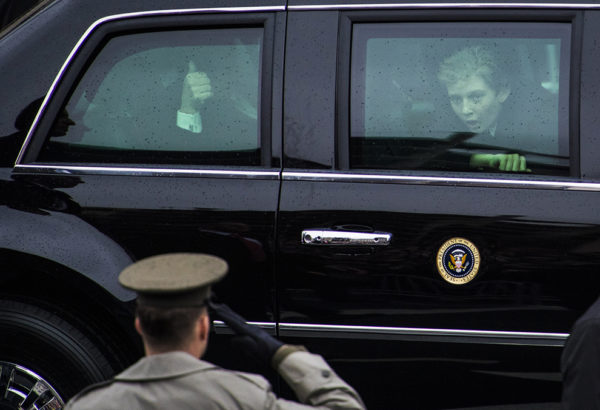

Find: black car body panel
2;1;600;408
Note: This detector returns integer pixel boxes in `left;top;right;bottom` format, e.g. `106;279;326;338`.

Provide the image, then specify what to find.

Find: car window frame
336;8;583;180
17;10;278;169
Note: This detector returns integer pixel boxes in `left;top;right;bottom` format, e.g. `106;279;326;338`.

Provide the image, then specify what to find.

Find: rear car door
279;4;600;409
14;6;286;366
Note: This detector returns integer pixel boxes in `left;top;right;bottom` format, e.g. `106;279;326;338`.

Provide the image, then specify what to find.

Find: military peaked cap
119;253;228;308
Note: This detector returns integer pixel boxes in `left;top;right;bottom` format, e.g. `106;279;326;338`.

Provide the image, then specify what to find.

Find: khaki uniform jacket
65;350;365;409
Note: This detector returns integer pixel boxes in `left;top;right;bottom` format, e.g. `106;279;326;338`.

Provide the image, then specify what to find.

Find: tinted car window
38;27;263;166
350;22;571;175
0;0;43;30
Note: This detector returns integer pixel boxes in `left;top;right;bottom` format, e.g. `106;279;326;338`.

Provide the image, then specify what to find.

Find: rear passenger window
39;27;263;166
350;23;571;175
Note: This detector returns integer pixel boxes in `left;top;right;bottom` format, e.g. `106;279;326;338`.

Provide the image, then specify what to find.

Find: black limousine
1;0;599;408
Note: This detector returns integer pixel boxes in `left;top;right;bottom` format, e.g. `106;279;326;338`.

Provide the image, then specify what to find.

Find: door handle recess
302;229;392;246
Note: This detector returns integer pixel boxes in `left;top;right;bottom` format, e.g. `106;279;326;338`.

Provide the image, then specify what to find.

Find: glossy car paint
279;5;599;408
2;1;600;408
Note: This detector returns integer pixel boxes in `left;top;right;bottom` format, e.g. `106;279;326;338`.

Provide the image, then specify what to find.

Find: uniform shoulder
205;366;272;391
64;379;115;409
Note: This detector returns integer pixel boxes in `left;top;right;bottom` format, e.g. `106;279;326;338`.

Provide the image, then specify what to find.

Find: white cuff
176;110;202;133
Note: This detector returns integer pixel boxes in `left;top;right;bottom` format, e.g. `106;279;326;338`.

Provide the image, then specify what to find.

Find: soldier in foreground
65;253;365;409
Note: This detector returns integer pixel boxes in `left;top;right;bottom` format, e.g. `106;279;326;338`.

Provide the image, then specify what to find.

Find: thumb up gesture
181;61;213;113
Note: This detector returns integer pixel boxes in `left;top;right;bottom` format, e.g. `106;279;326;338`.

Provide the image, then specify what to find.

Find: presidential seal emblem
436;237;480;285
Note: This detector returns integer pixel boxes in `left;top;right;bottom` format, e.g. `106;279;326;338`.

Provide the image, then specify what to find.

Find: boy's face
446;74;509;134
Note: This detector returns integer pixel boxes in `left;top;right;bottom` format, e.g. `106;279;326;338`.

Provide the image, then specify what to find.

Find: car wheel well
0;250;142;373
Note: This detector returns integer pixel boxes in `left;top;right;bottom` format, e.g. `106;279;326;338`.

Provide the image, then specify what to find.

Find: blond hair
437;45;509;91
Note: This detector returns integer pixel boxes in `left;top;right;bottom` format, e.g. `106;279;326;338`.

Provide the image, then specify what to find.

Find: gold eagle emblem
436;237;481;285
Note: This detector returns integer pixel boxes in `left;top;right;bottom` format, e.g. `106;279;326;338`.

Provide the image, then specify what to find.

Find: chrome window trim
15;166;595;188
13;164;280;180
15;5;285;166
289;2;600;10
283;171;600;191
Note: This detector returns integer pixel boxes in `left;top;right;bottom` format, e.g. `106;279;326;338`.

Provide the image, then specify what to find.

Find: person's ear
198;313;210;342
134;317;143;336
497;87;510;103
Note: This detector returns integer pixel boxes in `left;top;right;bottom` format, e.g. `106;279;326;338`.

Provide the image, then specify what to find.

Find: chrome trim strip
279;323;569;346
13;164;280;179
289;2;600;10
283;171;600;191
212;320;568;346
15;5;285;165
212;320;276;335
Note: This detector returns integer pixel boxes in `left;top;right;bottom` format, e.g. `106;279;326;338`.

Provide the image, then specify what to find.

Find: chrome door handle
301;229;392;246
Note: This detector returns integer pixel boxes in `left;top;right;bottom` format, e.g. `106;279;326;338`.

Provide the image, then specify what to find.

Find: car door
13;6;286;370
279;5;600;409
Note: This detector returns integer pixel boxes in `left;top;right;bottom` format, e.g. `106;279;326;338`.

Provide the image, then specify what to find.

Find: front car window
39;27;263;166
350;23;571;175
